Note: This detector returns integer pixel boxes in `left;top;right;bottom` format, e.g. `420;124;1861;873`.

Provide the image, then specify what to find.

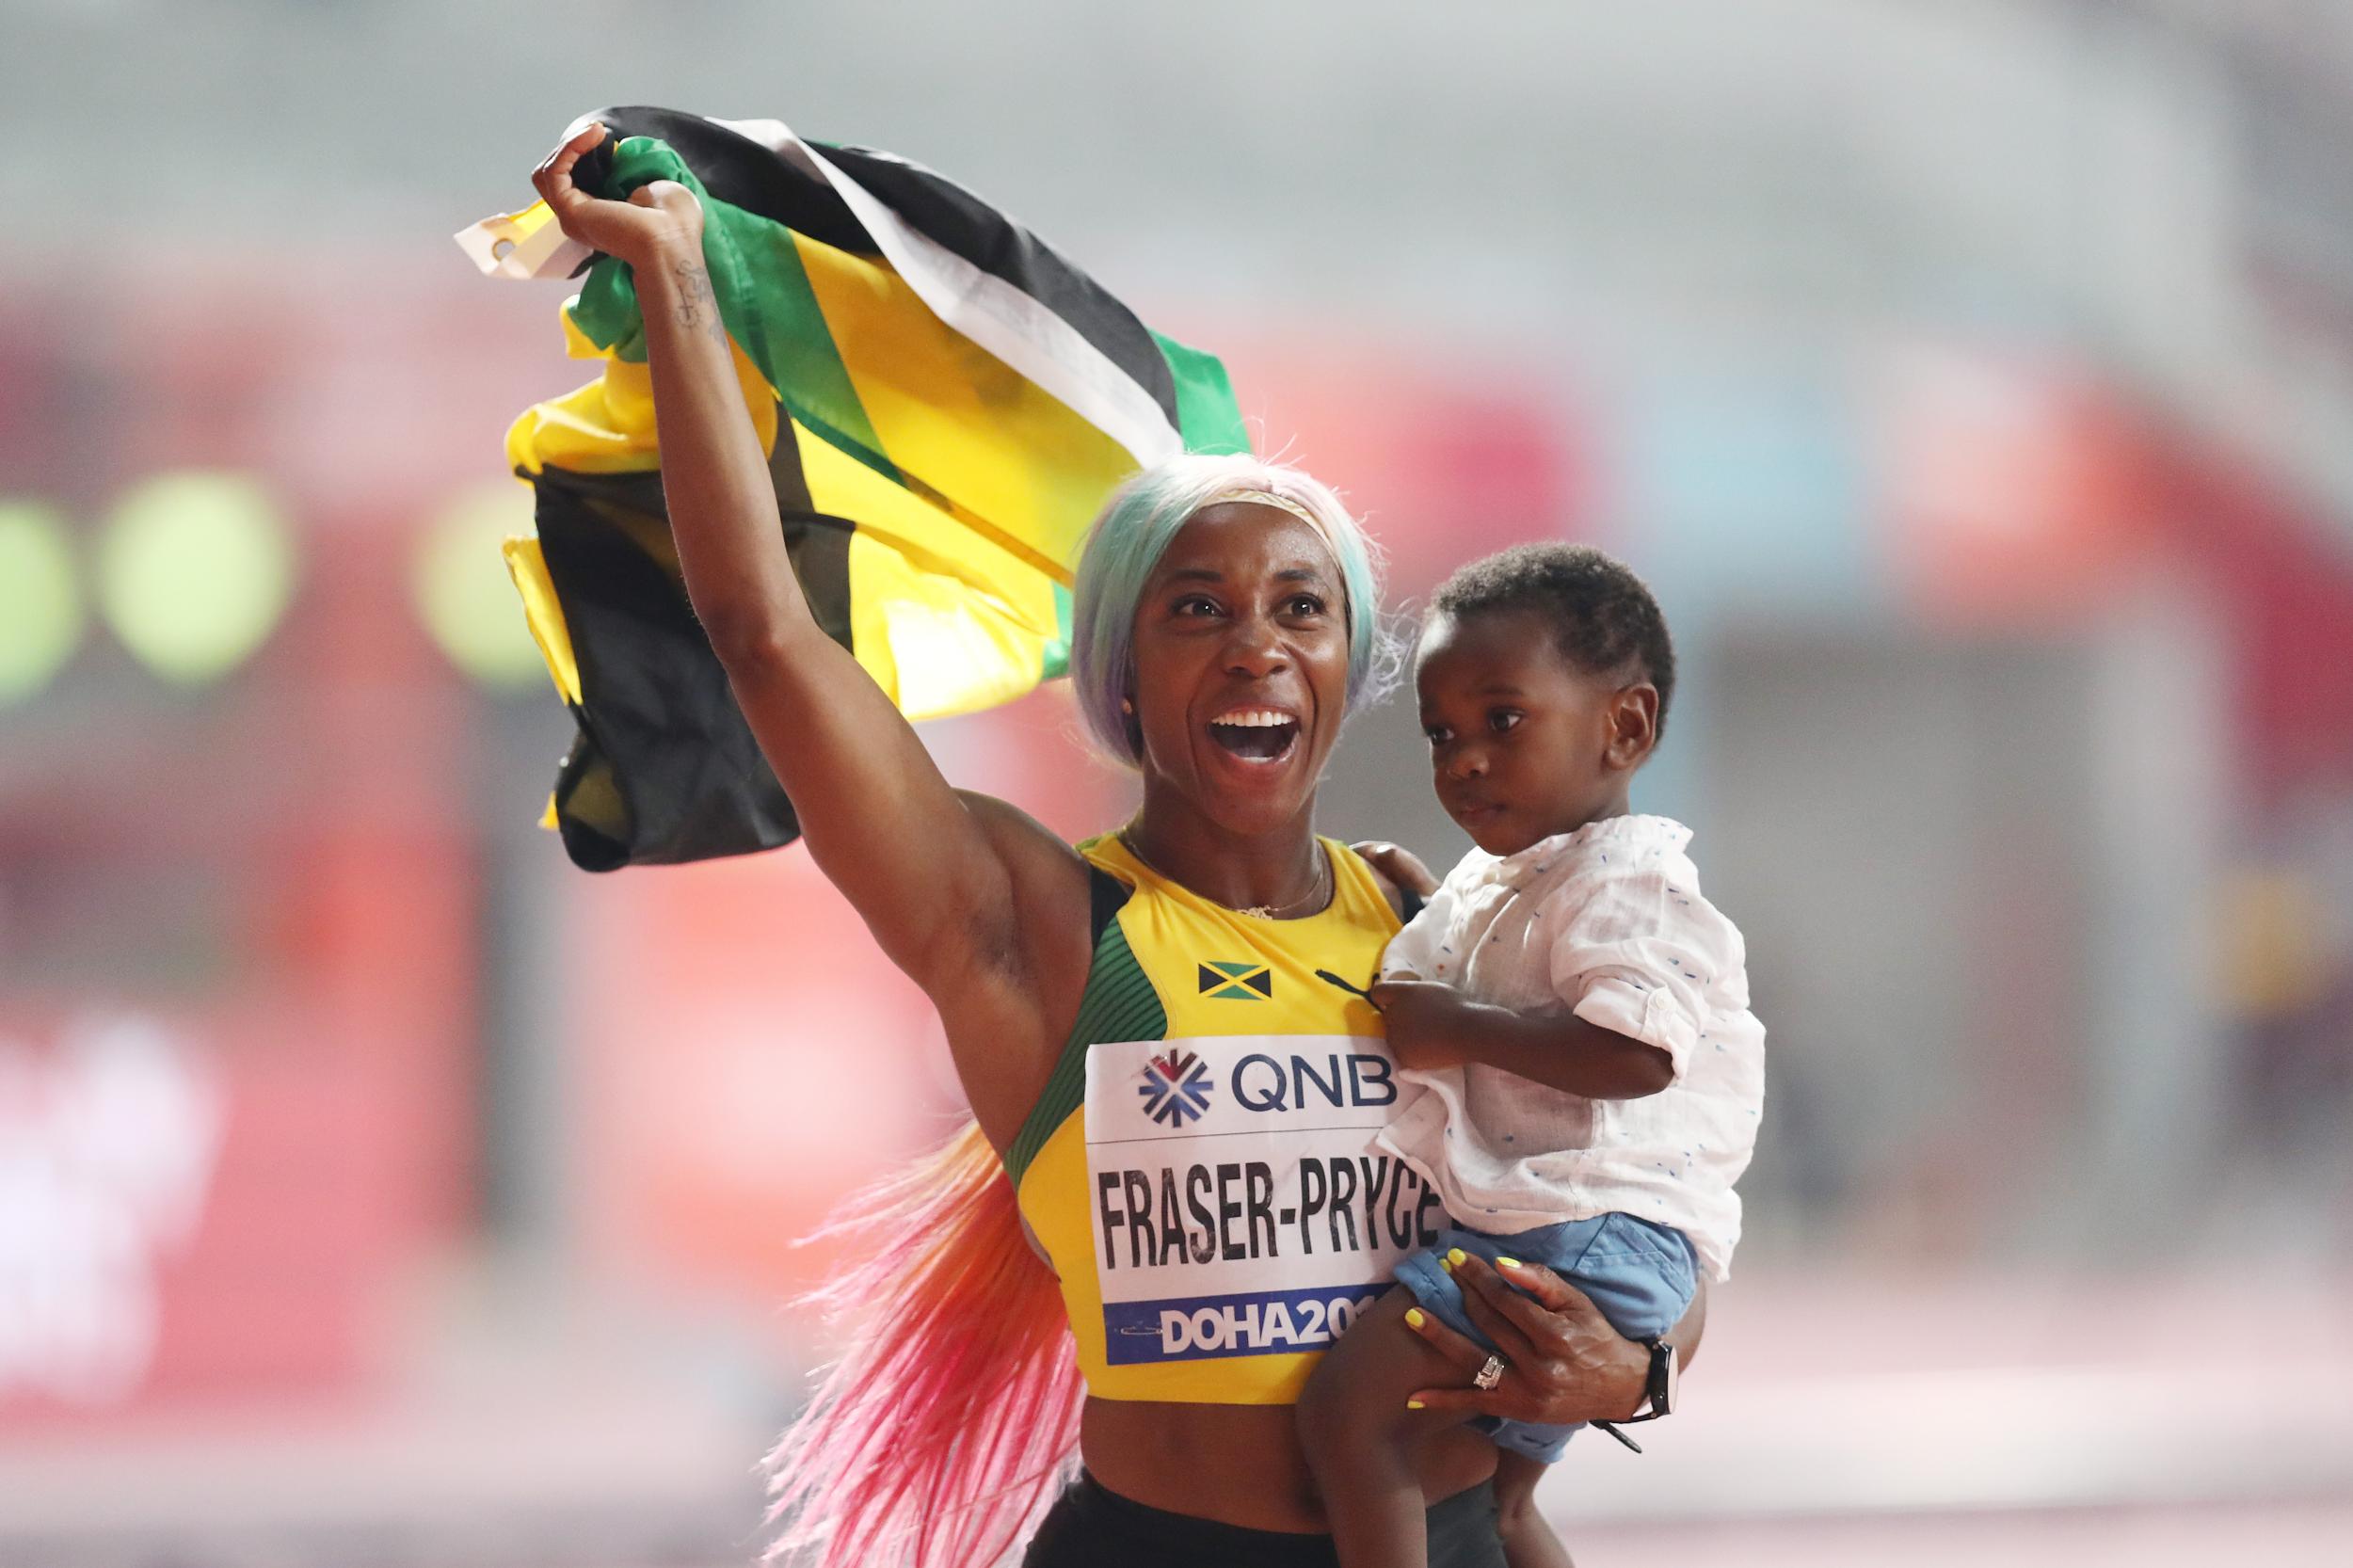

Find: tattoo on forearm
670;258;725;343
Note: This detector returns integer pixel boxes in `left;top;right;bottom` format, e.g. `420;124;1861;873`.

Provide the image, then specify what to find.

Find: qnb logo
1137;1048;1214;1127
1197;961;1273;1000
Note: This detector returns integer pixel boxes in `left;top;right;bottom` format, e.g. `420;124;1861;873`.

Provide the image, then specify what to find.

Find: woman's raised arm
530;126;1086;1106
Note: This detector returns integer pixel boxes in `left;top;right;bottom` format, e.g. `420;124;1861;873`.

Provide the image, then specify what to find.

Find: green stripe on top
1155;330;1250;456
567;135;902;487
1003;910;1167;1188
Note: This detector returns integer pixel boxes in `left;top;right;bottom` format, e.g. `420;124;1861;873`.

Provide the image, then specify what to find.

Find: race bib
1084;1033;1444;1366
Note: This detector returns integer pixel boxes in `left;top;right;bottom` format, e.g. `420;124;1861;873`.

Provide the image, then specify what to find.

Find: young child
1300;543;1765;1568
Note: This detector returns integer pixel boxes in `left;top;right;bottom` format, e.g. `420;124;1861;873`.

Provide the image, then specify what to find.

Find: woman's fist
530;121;705;269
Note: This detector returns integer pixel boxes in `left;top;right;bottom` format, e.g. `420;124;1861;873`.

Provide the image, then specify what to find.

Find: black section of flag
526;450;852;871
577;105;1181;433
817;140;1180;430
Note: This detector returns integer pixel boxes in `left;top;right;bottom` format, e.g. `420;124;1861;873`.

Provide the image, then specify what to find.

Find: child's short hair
1429;542;1677;728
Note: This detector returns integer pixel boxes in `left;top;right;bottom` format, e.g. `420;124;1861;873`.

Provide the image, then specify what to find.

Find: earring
1119;697;1134;714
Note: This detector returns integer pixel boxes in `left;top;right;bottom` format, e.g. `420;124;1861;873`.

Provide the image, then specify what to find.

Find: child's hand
1367;978;1479;1069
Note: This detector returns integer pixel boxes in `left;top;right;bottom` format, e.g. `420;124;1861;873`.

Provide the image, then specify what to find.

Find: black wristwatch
1592;1337;1677;1454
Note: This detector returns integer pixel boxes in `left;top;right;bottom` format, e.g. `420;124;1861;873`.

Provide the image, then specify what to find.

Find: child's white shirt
1373;813;1764;1280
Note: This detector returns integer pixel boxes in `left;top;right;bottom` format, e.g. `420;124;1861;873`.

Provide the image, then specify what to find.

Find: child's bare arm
1369;981;1673;1098
1493;1451;1573;1568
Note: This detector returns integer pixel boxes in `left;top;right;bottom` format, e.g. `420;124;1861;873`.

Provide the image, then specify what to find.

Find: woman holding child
532;123;1755;1568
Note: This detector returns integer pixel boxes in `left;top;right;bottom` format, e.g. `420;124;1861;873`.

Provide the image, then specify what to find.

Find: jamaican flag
459;106;1249;870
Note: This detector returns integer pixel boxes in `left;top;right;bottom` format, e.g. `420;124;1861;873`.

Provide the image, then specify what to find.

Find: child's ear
1603;683;1659;771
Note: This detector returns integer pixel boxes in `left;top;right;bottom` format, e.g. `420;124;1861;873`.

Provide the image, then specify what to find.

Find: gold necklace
1118;830;1333;920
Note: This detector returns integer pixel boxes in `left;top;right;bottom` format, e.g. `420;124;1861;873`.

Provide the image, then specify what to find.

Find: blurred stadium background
3;1;2349;1562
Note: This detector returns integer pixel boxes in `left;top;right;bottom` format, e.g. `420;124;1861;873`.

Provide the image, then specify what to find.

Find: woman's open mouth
1207;707;1301;764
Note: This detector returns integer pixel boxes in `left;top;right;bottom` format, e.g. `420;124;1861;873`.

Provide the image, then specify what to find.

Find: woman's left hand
1399;1253;1649;1423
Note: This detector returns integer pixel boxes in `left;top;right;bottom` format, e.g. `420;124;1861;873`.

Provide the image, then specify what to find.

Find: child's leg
1298;1286;1467;1568
1492;1450;1572;1568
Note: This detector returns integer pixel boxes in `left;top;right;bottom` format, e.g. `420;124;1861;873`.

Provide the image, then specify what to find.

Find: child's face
1416;608;1657;857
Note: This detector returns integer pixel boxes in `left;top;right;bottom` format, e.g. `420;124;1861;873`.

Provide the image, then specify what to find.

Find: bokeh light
94;473;295;684
413;480;548;689
0;501;82;703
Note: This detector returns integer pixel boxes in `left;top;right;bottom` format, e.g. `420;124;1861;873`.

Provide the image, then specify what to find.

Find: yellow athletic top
1005;834;1445;1405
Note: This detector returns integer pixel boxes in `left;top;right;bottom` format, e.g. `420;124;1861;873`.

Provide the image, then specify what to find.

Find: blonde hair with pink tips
764;1118;1080;1568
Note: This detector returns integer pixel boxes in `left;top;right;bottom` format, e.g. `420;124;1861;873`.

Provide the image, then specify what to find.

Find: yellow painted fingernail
1404;1307;1427;1329
1496;1256;1522;1270
1405;1399;1425;1410
1439;1256;1454;1272
1446;1248;1467;1268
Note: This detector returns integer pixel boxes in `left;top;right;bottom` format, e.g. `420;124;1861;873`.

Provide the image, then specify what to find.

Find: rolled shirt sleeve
1546;862;1745;1083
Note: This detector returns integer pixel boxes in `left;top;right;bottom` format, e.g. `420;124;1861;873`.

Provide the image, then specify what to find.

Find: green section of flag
1157;331;1250;456
1046;581;1074;680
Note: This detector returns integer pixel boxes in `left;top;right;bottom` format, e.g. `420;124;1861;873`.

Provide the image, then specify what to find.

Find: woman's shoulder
953;790;1096;920
937;795;1107;1150
1073;829;1138;881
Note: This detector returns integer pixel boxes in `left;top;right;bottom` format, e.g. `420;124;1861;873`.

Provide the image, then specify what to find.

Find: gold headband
1195;487;1354;631
1203;487;1327;536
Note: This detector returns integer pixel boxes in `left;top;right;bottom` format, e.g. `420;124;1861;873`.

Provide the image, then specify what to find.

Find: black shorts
1021;1471;1507;1568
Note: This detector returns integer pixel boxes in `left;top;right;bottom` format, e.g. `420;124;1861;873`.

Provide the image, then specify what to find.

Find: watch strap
1593;1336;1675;1453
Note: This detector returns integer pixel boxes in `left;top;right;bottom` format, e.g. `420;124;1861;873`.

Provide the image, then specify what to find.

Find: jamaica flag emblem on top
1198;961;1273;1000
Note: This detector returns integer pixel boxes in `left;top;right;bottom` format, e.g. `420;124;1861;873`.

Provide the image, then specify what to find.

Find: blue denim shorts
1393;1212;1697;1464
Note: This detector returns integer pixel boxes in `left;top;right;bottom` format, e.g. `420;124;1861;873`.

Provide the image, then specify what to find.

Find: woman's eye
1173;594;1222;617
1283;594;1327;617
1423;725;1452;745
1486;710;1523;734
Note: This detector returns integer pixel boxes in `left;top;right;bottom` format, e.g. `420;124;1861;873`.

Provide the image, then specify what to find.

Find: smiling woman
523;120;1687;1568
1096;472;1389;917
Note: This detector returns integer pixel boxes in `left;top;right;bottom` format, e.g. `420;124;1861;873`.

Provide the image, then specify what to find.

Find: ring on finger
1472;1353;1507;1391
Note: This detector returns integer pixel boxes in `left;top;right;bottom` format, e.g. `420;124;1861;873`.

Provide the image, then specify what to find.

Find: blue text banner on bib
1103;1282;1387;1364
